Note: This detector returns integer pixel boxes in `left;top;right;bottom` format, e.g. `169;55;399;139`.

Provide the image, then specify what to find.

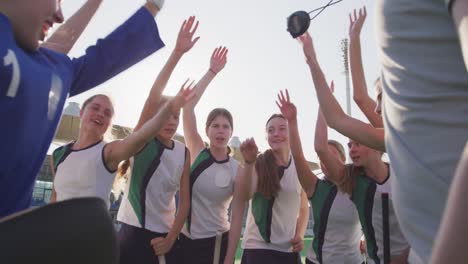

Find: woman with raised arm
225;107;309;264
277;90;409;263
115;17;199;264
180;46;239;264
277;89;362;264
348;6;383;128
297;32;385;152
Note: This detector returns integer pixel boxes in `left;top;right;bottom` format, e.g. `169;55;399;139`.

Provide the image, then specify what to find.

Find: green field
234;237;312;263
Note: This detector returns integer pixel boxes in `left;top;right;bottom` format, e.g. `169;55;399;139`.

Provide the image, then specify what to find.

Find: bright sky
61;0;379;163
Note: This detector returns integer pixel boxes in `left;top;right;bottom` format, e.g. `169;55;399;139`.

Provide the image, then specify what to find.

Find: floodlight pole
341;38;351;116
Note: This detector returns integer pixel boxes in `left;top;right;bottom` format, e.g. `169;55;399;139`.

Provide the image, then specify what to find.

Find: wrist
209;68;218;75
244;159;256;165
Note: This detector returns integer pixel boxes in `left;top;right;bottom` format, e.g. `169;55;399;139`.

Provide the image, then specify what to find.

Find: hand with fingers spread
240;138;258;165
349;7;367;39
276;89;297;122
150;236;175;256
168;79;197;113
175;16;200;54
297;32;317;63
210;46;228;75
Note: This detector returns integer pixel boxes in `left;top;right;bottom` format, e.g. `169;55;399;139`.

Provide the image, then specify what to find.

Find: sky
59;0;379;163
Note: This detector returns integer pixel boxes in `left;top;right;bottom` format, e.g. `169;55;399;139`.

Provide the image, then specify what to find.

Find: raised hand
297;32;316;63
168;79;196;112
210;46;228;74
240;138;258;165
276;89;297;121
348;7;367;38
175;16;200;54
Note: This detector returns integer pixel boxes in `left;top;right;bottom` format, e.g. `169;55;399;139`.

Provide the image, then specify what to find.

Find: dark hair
327;140;346;162
205;108;233;131
117;159;130;179
82;94;114;115
255;149;281;199
265;113;285;127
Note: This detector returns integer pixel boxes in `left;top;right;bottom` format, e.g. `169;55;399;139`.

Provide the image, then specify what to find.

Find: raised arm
313;82;347;186
298;32;385;152
182;47;228;159
41;0;103;54
276;90;318;198
104;83;195;171
452;0;468;71
224;138;258;264
348;7;383;128
135;16;200;131
151;150;191;256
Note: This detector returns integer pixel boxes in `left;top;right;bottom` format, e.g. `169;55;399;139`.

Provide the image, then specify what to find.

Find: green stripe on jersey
251;192;273;243
190;149;211;173
352;175;379;263
310;180;336;262
128;139;162;226
52;144;72;171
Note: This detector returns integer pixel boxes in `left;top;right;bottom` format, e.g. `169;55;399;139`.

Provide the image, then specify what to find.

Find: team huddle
1;0;467;264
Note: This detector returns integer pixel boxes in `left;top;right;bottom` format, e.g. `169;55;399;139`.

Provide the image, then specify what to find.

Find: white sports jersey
307;179;362;264
117;139;186;233
182;148;238;239
53;141;116;208
242;158;302;253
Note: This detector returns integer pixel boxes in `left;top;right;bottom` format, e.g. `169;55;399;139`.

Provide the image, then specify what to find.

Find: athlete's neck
209;145;229;161
74;130;103;150
272;148;290;167
364;160;388;183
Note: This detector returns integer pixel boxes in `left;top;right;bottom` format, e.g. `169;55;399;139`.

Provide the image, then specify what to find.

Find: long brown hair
255;114;287;199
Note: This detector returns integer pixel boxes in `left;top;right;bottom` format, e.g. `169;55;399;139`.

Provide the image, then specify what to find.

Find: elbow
314;144;328;156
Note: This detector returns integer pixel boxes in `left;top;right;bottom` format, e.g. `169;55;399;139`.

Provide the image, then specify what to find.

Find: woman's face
80;95;113;137
157;110;180;141
206;115;232;149
266;117;289;151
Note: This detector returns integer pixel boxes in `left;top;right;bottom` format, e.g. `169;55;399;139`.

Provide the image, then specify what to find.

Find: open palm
210;46;228;74
276;89;297;121
175;16;200;54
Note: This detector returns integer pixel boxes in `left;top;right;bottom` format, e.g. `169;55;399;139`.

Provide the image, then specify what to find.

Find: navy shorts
118;223;180;264
178;231;229;264
241;248;301;264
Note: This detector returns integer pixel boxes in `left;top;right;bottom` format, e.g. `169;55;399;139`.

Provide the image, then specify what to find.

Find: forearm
349;34;368;103
314;110;329;154
295;194;309;238
42;0;103;54
185;70;217;109
166;200;189;242
452;0;468;71
136;49;184;130
70;6;164;96
224;196;247;263
289;119;317;196
307;59;347;129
